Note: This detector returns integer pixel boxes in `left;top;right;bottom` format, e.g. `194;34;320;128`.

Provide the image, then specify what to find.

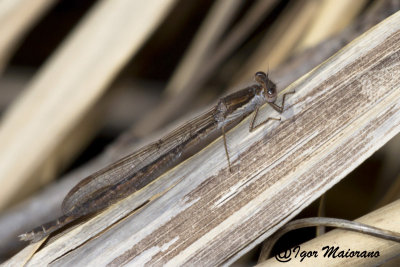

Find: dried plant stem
8;9;400;267
0;0;57;73
258;216;400;262
0;0;176;210
257;200;400;266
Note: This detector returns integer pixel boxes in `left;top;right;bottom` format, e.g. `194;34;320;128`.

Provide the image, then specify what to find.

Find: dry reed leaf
0;0;176;210
13;10;400;266
1;238;45;267
164;0;242;96
258;199;400;266
0;0;57;73
271;0;400;90
131;0;279;137
297;0;368;51
134;0;242;136
236;0;319;83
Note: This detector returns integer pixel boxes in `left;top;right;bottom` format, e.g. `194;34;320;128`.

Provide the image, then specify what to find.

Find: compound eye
267;88;274;95
255;71;267;81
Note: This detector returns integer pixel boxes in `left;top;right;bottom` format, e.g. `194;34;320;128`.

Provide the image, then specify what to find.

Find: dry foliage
0;0;399;265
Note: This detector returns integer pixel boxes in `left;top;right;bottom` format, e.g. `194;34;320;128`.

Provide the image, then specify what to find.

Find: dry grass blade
258;216;400;262
10;10;400;265
164;0;242;97
1;238;45;267
297;0;368;50
0;0;176;210
236;0;319;83
271;0;400;90
134;0;243;136
0;0;57;73
132;0;279;136
257;200;400;266
316;195;326;235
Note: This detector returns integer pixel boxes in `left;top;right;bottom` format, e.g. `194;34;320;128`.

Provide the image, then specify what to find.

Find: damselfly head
254;71;277;103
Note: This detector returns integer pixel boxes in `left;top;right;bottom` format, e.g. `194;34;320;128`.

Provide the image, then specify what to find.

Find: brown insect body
19;72;293;242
